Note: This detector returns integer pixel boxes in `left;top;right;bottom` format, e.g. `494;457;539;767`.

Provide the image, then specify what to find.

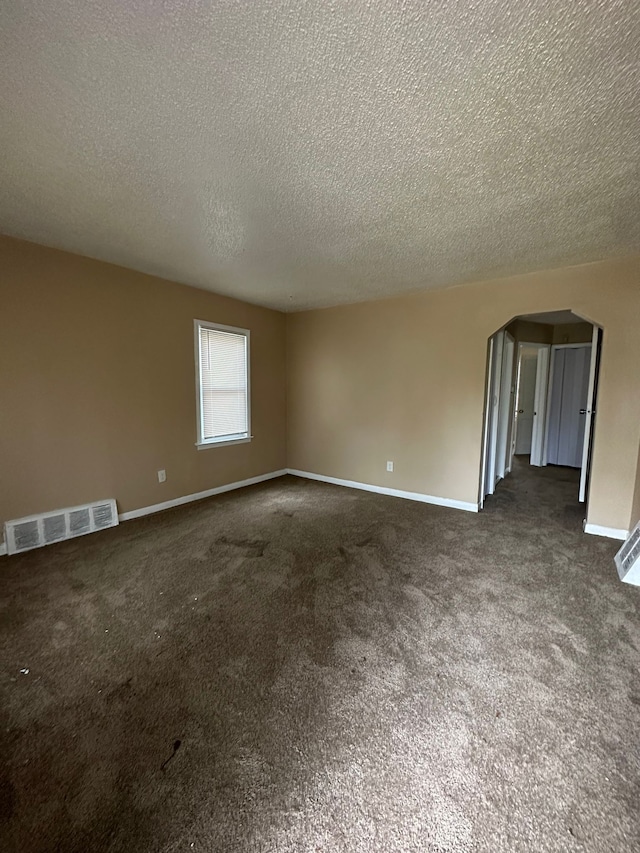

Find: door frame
486;331;504;498
579;326;602;502
530;344;551;467
514;341;550;463
480;329;515;507
479;336;495;510
479;315;604;524
542;342;592;467
496;331;515;480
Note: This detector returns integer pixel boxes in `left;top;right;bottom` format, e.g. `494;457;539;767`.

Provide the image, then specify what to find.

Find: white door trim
515;342;548;461
496;332;515;480
479;336;495;509
579;326;601;502
530;345;551;466
550;343;593;350
486;332;504;496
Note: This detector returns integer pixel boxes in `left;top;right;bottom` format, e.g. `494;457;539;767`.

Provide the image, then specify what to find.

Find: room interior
1;2;640;852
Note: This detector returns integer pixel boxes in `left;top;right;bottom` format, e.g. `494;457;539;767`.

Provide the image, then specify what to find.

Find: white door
496;332;514;479
546;345;592;467
530;345;551;467
579;326;601;502
514;348;538;454
479;336;495;509
486;331;504;496
481;330;518;505
481;331;505;503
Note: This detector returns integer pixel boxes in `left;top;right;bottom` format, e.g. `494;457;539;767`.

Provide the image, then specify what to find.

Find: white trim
541;347;554;466
196;436;253;450
579;326;601;502
496;331;514;480
487;331;504;496
286;469;479;513
530;344;550;466
550;342;592;350
119;470;287;522
3;478;628;548
479;336;495;510
584;523;629;541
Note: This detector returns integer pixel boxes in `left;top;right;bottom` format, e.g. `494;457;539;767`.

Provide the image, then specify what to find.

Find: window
195;320;251;448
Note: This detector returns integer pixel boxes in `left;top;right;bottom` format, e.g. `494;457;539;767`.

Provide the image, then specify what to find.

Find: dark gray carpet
1;459;639;852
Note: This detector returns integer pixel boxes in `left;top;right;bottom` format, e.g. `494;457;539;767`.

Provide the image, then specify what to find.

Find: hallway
484;455;585;533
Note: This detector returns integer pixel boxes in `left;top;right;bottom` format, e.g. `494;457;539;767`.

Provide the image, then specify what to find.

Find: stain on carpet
215;535;268;558
0;462;638;853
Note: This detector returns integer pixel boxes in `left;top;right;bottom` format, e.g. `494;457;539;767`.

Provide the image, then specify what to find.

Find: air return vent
614;522;640;586
4;499;118;555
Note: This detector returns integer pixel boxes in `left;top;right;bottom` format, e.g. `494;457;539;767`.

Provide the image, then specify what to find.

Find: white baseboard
584;523;629;541
4;471;625;552
286;469;479;513
0;471;287;556
119;469;288;522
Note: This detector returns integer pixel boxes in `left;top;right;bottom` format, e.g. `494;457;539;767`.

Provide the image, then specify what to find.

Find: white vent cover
4;499;118;555
614;522;640;586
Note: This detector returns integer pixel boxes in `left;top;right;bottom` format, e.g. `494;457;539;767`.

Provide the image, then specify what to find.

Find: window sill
196;436;253;450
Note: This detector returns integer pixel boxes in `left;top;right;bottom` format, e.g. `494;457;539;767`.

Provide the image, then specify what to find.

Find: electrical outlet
386;461;394;472
158;469;166;483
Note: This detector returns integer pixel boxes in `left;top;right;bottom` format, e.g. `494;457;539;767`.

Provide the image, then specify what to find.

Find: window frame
194;319;252;450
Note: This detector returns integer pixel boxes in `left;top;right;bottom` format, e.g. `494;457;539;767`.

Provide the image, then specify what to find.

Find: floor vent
4;499;118;555
615;522;640;586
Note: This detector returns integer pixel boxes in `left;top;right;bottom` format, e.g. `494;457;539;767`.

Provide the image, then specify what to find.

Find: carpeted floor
1;459;639;852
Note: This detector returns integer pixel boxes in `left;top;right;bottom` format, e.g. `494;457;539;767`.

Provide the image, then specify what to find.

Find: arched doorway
480;310;602;527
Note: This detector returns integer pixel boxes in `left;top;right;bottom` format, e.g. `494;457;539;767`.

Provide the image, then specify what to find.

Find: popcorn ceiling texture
0;1;638;311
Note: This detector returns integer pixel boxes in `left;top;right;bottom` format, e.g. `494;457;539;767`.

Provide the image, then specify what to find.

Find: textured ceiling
1;1;639;311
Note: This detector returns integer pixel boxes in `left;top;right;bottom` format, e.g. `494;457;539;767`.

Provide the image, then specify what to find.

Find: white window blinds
197;323;249;443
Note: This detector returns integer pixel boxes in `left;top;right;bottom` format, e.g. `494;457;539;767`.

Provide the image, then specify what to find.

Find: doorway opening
480;310;603;522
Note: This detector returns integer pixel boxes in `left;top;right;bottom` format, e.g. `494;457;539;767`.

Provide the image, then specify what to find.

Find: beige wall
632;447;640;531
2;234;639;540
0;236;286;527
287;256;640;532
506;319;553;344
552;322;593;344
505;319;593;345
